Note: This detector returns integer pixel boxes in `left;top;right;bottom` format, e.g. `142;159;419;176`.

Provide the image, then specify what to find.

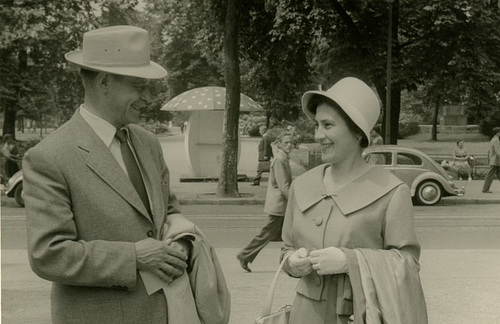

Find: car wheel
14;183;24;207
415;180;442;206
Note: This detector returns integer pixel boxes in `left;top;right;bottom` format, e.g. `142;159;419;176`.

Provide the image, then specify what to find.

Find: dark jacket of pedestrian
258;131;274;162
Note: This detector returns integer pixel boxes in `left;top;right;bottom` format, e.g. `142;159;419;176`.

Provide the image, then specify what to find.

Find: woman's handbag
254;256;292;324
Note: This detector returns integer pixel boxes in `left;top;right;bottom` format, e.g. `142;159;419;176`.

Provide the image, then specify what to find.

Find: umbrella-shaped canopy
161;86;263;112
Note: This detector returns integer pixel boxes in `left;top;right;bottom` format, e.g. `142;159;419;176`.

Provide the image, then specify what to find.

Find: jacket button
315;274;322;286
314;218;323;226
147;230;155;237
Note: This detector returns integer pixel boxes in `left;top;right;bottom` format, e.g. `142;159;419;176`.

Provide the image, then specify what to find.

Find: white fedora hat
301;77;380;144
65;25;167;79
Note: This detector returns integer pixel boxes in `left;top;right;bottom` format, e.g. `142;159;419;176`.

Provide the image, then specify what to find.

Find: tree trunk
431;96;441;141
2;107;17;139
217;0;240;198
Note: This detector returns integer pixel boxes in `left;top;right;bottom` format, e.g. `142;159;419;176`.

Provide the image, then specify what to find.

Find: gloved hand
287;247;313;277
310;246;348;275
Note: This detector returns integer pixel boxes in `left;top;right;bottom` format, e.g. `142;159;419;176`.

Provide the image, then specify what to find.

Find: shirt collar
276;149;290;160
79;105;118;147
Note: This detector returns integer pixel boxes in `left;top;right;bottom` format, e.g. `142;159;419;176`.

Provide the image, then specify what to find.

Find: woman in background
452;139;472;181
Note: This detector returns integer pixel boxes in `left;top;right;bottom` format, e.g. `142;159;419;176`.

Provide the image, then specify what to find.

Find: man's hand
135;238;188;283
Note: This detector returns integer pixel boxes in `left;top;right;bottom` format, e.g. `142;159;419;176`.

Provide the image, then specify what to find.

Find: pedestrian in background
280;77;427;323
482;126;500;193
452;139;472;181
23;25;229;324
252;125;274;186
369;125;383;145
1;134;21;182
238;131;294;272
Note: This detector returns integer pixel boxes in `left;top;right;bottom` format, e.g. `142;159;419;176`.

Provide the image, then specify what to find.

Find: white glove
287;247;313;277
310;247;348;275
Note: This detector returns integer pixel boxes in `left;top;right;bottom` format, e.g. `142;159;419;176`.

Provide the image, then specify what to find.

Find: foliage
239;114;266;136
398;121;421;139
139;121;170;134
17;138;41;156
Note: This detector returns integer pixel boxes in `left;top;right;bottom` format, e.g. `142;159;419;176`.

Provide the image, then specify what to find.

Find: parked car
363;145;465;206
4;170;24;207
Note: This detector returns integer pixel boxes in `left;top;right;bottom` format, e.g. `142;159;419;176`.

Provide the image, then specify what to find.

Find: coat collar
69;109;152;222
294;164;403;215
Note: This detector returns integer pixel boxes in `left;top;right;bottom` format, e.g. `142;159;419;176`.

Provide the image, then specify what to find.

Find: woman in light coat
280;77;427;324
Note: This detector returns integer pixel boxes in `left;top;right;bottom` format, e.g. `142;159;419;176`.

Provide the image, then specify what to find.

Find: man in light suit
24;26;195;323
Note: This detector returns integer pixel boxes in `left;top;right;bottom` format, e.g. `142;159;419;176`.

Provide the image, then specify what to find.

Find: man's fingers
153;268;173;283
160;262;183;278
164;244;188;261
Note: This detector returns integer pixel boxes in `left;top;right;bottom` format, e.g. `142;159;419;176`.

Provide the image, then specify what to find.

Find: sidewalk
171;177;500;206
2;247;500;323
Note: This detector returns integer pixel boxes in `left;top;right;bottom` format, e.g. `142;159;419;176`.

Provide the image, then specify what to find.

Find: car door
365;151;394;173
394;152;425;187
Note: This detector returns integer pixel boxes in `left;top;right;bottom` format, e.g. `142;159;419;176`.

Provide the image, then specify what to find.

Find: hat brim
301;90;329;120
301;90;372;145
65;50;167;79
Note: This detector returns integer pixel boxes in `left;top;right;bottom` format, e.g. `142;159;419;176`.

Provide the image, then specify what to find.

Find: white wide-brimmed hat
65;25;167;79
301;77;380;144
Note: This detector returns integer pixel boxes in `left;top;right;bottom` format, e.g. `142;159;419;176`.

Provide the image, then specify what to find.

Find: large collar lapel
71;111;151;220
294;164;330;213
293;164;404;216
333;167;403;215
127;126;164;227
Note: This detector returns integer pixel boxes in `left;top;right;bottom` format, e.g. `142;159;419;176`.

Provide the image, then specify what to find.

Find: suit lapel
70;111;151;221
127;127;164;229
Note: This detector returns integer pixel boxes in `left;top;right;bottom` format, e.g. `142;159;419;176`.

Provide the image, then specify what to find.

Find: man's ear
95;72;109;93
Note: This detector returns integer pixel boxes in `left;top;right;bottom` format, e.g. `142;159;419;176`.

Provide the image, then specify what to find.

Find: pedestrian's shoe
482;190;493;193
237;254;251;272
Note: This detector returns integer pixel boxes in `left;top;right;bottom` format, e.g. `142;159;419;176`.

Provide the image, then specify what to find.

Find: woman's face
458;140;464;148
314;103;361;164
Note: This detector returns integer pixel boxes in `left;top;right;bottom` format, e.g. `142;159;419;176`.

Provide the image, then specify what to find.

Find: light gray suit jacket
23;109;182;323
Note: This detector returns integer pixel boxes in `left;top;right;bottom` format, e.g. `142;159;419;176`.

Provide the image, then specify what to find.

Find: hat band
82;59;150;67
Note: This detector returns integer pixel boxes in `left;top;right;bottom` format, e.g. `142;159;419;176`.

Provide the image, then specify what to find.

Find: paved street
2;132;500;323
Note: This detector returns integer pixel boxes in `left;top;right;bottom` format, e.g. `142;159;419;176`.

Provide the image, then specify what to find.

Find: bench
427;153;488;178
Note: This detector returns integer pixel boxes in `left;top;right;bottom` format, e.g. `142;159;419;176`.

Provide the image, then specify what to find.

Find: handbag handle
260;254;290;317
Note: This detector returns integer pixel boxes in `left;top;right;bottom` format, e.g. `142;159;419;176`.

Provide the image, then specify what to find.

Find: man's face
106;75;152;127
278;135;293;154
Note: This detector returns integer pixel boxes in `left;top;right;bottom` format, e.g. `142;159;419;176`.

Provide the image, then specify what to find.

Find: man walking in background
482;127;500;193
238;132;294;271
252;125;274;186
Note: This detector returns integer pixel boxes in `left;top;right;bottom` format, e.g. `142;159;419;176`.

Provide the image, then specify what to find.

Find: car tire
414;180;442;206
14;183;24;207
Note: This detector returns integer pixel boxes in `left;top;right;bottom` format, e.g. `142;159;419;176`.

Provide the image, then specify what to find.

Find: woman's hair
456;140;464;146
308;95;369;148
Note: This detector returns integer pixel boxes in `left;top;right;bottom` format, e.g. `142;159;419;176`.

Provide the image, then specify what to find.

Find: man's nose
141;88;153;103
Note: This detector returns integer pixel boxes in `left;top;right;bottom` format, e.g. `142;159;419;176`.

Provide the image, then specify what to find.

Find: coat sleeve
23;148;137;289
280;182;299;276
273;158;292;199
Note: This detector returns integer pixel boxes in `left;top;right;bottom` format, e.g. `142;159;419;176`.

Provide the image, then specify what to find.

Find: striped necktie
115;129;152;217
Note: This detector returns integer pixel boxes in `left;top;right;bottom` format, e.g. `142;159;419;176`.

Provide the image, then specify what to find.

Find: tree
217;0;241;197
